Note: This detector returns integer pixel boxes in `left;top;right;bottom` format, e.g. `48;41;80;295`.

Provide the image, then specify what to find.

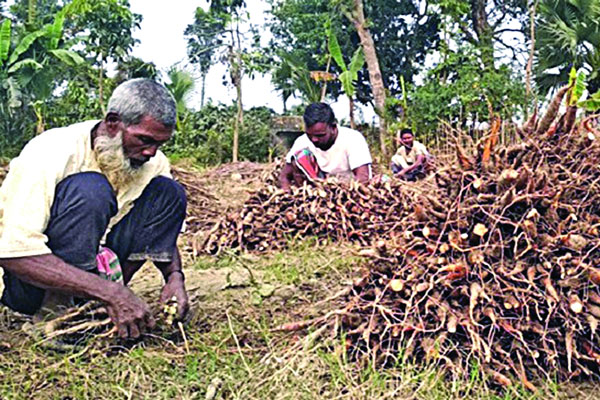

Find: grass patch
1;242;598;399
192;238;362;284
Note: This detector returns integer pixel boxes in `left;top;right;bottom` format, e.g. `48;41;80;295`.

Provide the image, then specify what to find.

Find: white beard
93;131;143;192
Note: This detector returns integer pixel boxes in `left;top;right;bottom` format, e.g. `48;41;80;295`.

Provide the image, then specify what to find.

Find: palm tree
165;66;196;132
535;0;600;94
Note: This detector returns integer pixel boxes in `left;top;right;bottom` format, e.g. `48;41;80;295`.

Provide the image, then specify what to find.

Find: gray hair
107;78;177;129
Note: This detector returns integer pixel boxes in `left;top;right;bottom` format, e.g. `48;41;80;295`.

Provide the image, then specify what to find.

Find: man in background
279;103;372;190
391;128;431;181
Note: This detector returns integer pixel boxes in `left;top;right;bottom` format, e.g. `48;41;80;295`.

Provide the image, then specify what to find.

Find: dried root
202;178;441;254
196;96;600;386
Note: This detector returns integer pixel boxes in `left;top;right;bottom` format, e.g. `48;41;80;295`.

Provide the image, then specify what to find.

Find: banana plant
0;12;84;109
327;26;364;129
565;67;600;112
277;52;322;104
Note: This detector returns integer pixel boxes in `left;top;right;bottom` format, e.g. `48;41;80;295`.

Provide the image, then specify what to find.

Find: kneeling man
280;103;372;190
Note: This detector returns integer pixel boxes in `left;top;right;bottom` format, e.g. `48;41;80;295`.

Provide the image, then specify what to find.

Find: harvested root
535;85;570;135
272;109;600;386
22;302;113;350
202;178;440;254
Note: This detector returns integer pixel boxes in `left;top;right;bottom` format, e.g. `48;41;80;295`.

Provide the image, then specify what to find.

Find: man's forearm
155;248;183;282
396;155;424;175
0;254;123;304
279;163;294;191
352;164;371;183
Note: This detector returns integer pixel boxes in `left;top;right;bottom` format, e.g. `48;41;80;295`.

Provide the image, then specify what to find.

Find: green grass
1;242;598;399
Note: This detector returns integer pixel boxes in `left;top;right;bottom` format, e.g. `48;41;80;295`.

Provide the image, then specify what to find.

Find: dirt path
129;261;259;305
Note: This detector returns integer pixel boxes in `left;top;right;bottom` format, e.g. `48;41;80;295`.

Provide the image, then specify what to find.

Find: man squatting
279;103;373;190
0;79;189;339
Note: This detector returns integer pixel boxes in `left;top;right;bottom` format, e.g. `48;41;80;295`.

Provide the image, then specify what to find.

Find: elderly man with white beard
0;79;188;339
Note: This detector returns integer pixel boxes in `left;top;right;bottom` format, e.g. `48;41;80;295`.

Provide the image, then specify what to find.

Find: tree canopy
0;0;597;163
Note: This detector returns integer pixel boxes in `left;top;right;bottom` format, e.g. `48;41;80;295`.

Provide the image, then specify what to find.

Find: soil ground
0;162;599;399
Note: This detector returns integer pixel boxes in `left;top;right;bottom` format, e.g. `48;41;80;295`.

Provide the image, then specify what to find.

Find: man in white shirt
0;79;188;339
391;128;430;181
279;103;372;190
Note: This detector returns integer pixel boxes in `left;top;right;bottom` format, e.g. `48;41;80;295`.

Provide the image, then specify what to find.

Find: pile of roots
202;178;434;254
333;99;600;385
172;167;220;234
209;85;600;385
173;162;276;244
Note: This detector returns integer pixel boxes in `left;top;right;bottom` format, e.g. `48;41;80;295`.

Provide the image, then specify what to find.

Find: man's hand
395;169;406;177
105;286;155;339
0;254;155;340
159;271;189;320
279;162;308;191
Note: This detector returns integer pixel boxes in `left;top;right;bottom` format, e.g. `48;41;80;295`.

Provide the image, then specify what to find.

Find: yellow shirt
0;120;171;258
391;140;428;169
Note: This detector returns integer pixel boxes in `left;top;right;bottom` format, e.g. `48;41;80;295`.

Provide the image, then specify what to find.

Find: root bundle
337;113;600;385
204;101;600;384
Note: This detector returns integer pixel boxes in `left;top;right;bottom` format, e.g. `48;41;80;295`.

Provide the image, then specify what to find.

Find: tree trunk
200;72;207;108
525;1;538;117
470;0;494;70
233;66;242;163
349;96;356;129
98;56;105;115
320;55;331;102
229;24;244;163
348;0;387;157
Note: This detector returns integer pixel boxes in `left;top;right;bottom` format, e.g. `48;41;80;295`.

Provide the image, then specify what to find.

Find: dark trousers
1;172;186;315
391;163;425;181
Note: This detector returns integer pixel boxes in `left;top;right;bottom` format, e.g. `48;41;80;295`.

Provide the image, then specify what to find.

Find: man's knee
106;177;186;263
54;172;117;217
1;271;45;315
146;176;187;214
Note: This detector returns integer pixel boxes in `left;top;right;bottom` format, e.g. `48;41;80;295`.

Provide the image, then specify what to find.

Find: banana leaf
567;67;587;106
348;47;364;81
49;49;84;66
327;27;347;72
8;29;47;66
47;13;66;50
339;70;354;97
0;19;11;66
7;58;43;74
578;90;600;111
5;76;22;108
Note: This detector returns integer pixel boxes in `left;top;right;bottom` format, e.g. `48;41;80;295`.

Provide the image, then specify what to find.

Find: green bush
0;104;37;159
163;104;275;166
407;49;528;145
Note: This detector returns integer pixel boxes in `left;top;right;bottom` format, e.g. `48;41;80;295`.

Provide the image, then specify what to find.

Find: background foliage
0;0;596;164
163;105;274;166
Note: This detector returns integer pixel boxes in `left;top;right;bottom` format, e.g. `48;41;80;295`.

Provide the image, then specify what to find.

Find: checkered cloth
96;246;123;283
291;148;325;181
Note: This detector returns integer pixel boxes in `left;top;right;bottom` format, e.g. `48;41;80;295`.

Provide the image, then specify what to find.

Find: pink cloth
96;246;123;284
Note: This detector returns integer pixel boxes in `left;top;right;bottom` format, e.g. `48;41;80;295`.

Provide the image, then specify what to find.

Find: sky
127;0;375;124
